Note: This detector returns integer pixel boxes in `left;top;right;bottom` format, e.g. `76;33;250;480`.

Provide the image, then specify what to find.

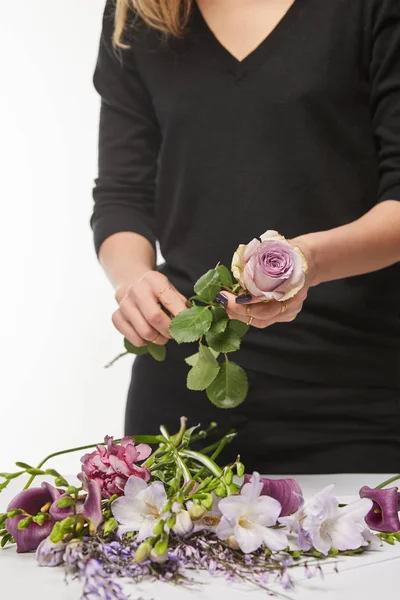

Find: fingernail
214;292;228;309
235;294;252;305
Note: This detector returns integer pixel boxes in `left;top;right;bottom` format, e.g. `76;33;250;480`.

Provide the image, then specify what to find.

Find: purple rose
242;474;303;517
78;435;152;499
231;230;307;301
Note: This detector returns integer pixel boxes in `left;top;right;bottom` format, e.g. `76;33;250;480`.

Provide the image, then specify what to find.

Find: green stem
375;474;400;490
104;351;129;368
180;449;222;478
23;434;164;490
160;426;192;483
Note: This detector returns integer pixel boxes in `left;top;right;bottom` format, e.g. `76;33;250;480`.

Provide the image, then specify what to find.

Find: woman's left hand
216;285;309;329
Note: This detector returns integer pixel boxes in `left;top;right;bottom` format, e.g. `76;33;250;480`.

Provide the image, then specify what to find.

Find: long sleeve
91;3;161;256
370;0;400;202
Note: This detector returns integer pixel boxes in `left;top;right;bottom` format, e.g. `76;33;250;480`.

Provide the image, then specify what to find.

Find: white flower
172;510;194;537
111;476;167;541
216;472;288;554
279;485;374;555
187;494;222;534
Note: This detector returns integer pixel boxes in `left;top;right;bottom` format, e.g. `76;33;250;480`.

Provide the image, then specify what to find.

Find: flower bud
58;496;74;509
215;485;226;498
17;516;33;530
189;504;206;521
134;542;152;563
200;493;214;511
227;536;240;550
153;520;164;536
236;462;245;478
154;536;169;557
224;467;233;486
172;511;193;537
150;548;168;564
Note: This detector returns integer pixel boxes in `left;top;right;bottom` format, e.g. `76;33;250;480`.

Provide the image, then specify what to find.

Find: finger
134;284;173;340
112;309;146;347
223;291;282;321
119;296;167;343
151;281;188;317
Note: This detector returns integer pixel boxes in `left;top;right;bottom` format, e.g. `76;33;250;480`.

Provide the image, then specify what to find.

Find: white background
0;1;134;474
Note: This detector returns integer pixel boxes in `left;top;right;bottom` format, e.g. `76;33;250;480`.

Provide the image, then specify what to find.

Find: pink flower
242;474;303;517
78;436;152;499
231;230;307;301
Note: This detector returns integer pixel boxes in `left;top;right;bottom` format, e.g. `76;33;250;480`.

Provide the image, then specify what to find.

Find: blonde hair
113;0;193;47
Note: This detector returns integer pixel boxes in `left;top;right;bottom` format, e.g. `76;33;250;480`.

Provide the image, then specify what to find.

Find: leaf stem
375;474;400;490
104;351;129;368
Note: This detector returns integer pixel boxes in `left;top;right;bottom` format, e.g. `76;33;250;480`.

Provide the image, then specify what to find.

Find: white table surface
1;474;399;600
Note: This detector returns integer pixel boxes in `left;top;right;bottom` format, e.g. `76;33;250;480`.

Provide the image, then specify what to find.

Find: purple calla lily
242;474;303;517
6;483;62;553
359;486;400;533
6;479;103;553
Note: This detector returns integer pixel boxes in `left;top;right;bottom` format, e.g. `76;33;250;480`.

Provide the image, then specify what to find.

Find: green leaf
185;347;219;368
124;339;149;355
185;352;199;367
205;328;241;353
194;269;222;304
206;361;248;409
217;265;234;290
229;319;249;338
210;307;229;334
187;343;220;391
147;342;166;362
169;306;213;343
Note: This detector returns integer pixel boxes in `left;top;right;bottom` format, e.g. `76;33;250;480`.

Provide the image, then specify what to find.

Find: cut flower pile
1;418;400;599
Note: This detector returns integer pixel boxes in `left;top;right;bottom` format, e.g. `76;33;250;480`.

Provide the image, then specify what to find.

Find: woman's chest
134;0;370;131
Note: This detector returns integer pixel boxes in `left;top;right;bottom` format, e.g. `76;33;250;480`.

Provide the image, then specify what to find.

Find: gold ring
152;333;161;344
246;316;254;326
157;285;172;301
280;301;288;314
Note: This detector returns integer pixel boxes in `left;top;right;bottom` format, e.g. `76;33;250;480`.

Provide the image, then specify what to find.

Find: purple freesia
359;486;400;533
6;483;62;553
242;475;303;517
36;537;67;567
78;435;152;499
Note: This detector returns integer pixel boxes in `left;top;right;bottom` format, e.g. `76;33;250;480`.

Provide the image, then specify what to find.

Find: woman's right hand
112;270;188;347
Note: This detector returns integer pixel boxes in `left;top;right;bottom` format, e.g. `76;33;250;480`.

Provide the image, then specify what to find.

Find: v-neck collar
193;1;301;78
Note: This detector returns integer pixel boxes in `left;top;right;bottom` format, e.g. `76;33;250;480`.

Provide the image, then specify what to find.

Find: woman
91;0;400;473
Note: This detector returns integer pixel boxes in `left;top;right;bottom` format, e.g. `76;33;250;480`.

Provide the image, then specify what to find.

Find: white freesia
187;493;222;533
172;510;194;537
111;476;167;541
216;472;288;553
279;484;374;555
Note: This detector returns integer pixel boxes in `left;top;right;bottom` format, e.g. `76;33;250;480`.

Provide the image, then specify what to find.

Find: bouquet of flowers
1;417;399;599
108;230;309;409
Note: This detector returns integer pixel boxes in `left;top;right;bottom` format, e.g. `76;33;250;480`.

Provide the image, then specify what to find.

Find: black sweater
91;0;400;390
